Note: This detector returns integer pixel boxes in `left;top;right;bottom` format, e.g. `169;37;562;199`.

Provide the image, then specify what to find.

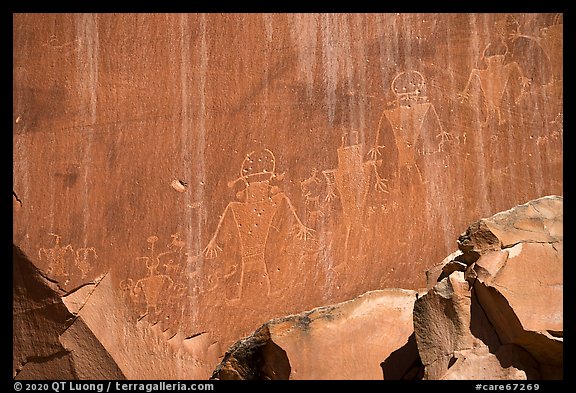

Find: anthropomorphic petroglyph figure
203;149;313;301
322;131;388;254
38;233;74;278
122;235;183;318
372;70;450;183
506;13;562;85
458;41;530;126
74;247;97;279
300;168;330;228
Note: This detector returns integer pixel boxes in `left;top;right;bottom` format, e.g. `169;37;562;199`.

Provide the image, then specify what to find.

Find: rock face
212;289;419;380
214;195;562;380
13;246;125;379
415;195;562;379
13;13;562;379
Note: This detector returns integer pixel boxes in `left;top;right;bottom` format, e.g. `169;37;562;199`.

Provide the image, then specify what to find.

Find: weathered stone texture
416;195;562;380
13;246;125;380
212;289;418;380
215;195;562;380
13;13;562;379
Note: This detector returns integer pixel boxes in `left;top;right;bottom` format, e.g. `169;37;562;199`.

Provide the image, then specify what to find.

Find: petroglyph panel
38;233;98;283
14;13;562;379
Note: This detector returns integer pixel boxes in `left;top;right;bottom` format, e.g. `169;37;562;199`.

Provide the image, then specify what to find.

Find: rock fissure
13;190;23;207
15;350;71;378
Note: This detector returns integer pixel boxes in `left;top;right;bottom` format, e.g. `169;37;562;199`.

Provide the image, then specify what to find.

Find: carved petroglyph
550;113;563;140
203;149;313;301
38;233;98;280
135;236;174;314
74;247;97;279
167;233;186;253
300;168;331;228
39;234;74;278
507;13;562;83
42;35;82;54
373;71;449;183
120;234;196;320
322;131;388;254
458;41;530;126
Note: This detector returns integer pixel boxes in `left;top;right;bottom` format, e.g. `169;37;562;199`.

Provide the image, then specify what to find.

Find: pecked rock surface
211;288;420;380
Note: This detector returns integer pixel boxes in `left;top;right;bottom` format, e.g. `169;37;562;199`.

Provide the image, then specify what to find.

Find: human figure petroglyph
372;70;450;183
322;131;388;254
134;236;175;315
38;233;98;279
120;235;189;318
74;247;97;279
39;233;74;278
300;168;331;228
458;40;530;126
203;148;313;300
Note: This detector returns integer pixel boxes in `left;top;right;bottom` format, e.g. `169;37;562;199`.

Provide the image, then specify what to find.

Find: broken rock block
212;288;418;380
457;195;562;264
464;196;563;377
414;196;563;380
13;245;125;380
413;270;542;380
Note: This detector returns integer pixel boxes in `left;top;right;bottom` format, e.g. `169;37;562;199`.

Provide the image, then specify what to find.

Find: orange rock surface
13;13;562;379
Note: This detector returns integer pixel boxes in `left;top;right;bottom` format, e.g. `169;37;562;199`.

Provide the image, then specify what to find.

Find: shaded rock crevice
415;195;562;380
13;244;125;380
13;190;23;207
211;325;291;380
380;333;424;380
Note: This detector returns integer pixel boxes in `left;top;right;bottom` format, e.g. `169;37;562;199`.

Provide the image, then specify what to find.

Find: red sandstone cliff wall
13;13;562;379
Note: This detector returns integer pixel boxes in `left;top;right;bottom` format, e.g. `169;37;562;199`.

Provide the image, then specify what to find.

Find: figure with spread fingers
371;70;450;184
457;40;530;126
322;130;388;258
203;148;313;301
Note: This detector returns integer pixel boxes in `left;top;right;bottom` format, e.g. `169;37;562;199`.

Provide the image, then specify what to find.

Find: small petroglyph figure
322;131;388;253
167;233;186;253
300;167;330;228
74;247;97;279
458;40;530;126
121;235;188;318
38;233;74;278
38;233;97;280
203;148;313;301
373;70;449;183
134;236;175;314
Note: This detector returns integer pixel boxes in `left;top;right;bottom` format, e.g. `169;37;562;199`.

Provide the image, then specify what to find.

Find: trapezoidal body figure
458;40;530;126
373;70;449;184
38;233;98;283
322;131;388;266
38;233;74;279
203;149;313;303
